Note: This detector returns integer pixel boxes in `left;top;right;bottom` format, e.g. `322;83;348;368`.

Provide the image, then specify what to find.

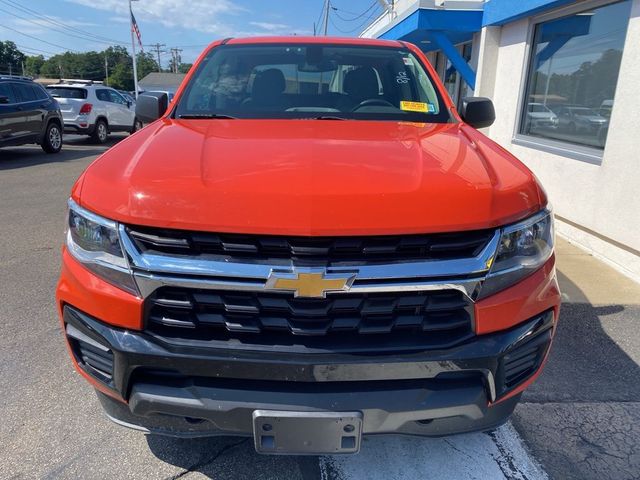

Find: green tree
25;55;45;76
108;51;158;90
0;41;25;76
178;63;193;74
19;45;158;89
40;51;106;80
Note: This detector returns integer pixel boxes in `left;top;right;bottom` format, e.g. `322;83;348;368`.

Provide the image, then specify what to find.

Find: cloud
65;0;245;36
10;15;98;35
249;21;290;32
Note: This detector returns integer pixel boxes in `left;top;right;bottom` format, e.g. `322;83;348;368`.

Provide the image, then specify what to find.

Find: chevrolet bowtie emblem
265;271;355;298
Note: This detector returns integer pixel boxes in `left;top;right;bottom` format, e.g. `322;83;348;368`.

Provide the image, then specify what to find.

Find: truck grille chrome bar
119;225;500;301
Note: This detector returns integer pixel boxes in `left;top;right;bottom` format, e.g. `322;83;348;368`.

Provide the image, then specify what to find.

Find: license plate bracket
252;410;363;455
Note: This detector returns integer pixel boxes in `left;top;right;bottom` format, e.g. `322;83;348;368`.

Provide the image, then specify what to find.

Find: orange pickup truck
57;37;560;454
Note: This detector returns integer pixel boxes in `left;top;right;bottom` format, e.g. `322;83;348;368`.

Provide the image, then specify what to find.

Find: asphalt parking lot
1;135;639;479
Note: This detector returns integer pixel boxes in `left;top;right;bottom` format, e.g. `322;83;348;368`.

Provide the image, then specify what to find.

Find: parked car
524;102;558;130
555;105;608;133
142;89;175;103
117;90;136;108
598;99;613;120
57;37;560;455
0;76;63;153
46;82;143;143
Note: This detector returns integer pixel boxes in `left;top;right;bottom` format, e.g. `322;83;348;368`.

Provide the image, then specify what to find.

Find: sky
0;0;383;66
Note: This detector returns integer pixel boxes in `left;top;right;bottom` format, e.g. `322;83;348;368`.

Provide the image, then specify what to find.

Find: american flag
130;8;143;51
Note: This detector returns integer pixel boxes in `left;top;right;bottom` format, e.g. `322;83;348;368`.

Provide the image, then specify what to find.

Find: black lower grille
145;287;474;353
127;226;494;264
497;313;553;394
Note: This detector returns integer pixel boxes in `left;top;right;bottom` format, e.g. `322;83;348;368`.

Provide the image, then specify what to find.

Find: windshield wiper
178;113;237;119
312;115;347;120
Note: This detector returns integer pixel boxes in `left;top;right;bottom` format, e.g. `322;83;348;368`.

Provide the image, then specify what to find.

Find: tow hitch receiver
252;410;363;455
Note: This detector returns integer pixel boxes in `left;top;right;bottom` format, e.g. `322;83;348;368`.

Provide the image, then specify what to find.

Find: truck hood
77;119;544;235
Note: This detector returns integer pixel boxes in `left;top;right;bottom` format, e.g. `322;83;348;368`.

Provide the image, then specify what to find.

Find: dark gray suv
0;76;63;153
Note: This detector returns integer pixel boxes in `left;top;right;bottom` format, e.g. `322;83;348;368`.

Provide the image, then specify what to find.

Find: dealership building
363;0;640;282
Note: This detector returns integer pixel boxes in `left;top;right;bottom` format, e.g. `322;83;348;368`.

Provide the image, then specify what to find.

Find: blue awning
482;0;576;26
379;8;483;50
377;8;483;89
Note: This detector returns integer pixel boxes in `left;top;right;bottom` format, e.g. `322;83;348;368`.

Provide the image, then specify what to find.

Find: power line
0;23;80;52
0;0;129;45
0;5;120;47
314;0;326;36
331;1;378;22
328;3;382;34
15;44;60;56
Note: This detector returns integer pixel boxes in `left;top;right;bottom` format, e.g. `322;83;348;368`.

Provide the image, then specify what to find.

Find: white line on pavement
319;423;547;480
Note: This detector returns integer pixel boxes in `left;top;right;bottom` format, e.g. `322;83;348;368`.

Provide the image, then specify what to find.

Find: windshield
46;87;87;99
175;44;449;122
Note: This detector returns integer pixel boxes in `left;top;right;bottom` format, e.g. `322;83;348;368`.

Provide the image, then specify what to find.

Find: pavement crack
164;438;249;480
443;439;475;462
488;430;533;480
577;433;627;460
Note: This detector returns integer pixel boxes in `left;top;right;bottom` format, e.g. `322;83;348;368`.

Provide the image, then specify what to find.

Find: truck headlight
66;199;139;296
479;209;554;298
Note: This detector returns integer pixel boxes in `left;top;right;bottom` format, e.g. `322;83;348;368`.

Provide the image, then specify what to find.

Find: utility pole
129;0;140;98
170;48;183;73
21;60;25;77
147;42;165;72
323;0;330;35
105;54;109;86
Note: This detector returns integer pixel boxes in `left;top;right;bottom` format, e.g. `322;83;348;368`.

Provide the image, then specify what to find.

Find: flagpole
130;0;139;99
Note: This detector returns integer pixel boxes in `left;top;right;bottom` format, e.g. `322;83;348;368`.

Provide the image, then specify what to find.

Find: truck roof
221;36;405;48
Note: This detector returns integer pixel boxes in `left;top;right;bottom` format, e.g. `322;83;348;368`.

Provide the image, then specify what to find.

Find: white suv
47;82;143;143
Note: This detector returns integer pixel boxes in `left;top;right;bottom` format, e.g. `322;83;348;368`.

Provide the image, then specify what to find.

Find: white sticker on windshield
396;71;409;84
402;57;412;66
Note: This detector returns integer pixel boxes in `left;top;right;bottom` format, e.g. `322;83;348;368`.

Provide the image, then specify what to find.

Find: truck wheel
91;119;109;144
41;122;63;154
131;118;143;134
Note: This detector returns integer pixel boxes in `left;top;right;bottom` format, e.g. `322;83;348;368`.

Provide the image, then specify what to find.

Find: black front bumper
63;306;553;438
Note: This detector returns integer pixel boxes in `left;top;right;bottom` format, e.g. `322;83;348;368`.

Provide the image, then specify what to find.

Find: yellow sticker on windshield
400;101;428;113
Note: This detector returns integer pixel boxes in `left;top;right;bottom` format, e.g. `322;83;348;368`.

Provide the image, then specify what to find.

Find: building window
520;1;632;150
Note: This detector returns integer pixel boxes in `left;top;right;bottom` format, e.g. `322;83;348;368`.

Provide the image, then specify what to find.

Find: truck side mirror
135;92;168;124
460;97;495;129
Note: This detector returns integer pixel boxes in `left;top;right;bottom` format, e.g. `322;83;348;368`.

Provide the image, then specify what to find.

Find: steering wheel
351;98;395;111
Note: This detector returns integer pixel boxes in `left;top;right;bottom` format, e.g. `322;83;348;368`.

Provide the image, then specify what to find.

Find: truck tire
41;121;63;154
91;119;109;144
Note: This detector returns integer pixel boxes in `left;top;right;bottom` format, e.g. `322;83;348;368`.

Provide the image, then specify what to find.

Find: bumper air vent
66;322;114;383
